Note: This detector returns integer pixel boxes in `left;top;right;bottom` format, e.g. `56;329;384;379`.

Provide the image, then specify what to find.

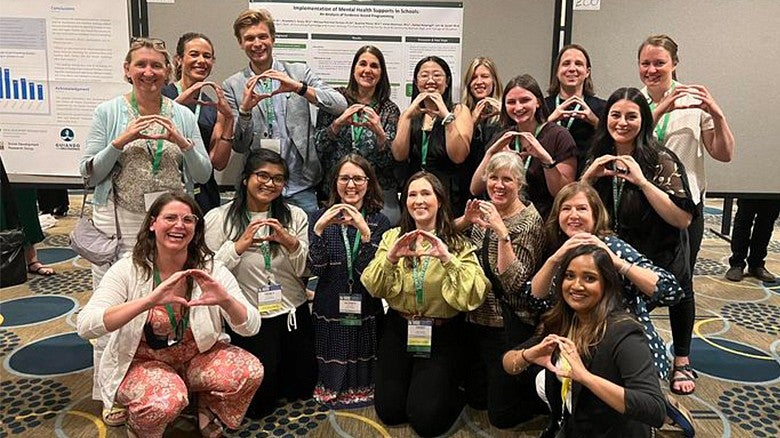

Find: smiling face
353;52;381;94
336;162;368;208
607;99;642;149
562;254;604;315
504;86;539;127
638;44;676;90
124;47;170;92
240;22;274;70
406;177;439;230
556;48;590;92
416;60;448;95
558;191;595;237
486;167;520;210
246;162;285;210
469;65;494;100
150;200;196;252
179;37;214;83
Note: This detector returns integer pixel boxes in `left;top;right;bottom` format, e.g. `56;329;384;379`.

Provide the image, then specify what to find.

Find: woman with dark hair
308;154;392;408
204;149;313;418
582;87;696;397
470;74;576;220
458;152;548;429
361;171;488;437
392;56;473;216
77;192;263;438
162;32;234;213
545;44;607;177
504;245;665;437
315;45;402;223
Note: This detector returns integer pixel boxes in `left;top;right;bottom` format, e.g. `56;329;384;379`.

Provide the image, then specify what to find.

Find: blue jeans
284;187;319;214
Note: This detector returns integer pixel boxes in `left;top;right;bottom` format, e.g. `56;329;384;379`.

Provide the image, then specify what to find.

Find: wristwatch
541;158;560;169
498;233;511;243
441;112;456;125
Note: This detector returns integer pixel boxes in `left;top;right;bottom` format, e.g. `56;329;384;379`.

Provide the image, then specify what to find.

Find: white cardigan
77;257;260;408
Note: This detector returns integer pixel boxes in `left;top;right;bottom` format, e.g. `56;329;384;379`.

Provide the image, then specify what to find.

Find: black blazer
522;315;665;437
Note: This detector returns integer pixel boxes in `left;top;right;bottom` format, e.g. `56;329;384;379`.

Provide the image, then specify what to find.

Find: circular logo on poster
59;127;74;142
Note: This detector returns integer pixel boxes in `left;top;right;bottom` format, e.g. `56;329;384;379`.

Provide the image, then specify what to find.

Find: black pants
37;188;69;216
668;202;702;357
374;310;466;437
227;304;317;419
728;199;780;270
463;322;545;429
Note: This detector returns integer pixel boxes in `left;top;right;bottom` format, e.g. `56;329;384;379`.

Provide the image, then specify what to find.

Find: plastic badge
407;318;433;358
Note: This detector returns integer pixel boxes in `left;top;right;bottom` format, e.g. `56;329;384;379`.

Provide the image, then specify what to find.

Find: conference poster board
0;0;130;180
250;0;464;109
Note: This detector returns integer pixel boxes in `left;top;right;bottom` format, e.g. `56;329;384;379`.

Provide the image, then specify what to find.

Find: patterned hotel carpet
0;197;778;437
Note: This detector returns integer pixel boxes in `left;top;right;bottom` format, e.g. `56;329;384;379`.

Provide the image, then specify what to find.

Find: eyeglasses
416;72;446;82
159;213;198;226
337;175;369;186
253;171;286;186
130;37;167;50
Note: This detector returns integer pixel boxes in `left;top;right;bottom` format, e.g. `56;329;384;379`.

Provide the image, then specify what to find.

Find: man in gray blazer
223;8;347;213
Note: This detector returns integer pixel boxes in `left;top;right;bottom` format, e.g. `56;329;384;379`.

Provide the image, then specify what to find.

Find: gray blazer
222;61;347;187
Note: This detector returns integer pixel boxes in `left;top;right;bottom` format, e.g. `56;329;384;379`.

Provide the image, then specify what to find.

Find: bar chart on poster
0;0;129;180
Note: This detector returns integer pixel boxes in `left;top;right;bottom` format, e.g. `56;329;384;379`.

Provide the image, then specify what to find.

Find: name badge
260;138;281;154
339;294;362;326
407;318;433;358
144;191;167;211
257;283;282;313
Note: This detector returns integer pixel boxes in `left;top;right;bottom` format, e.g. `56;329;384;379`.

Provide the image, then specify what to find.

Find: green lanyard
420;130;430;168
130;90;165;175
515;123;544;171
412;254;431;306
555;95;581;130
611;177;625;229
648;82;676;144
174;81;202;123
350;112;367;151
258;79;276;135
245;208;272;270
340;222;362;285
153;268;189;338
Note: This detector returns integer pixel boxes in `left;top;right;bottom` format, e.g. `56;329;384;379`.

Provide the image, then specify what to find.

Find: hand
420;92;449;118
186;269;231;307
516;131;553;164
612;155;649;188
338;204;371;240
386;230;420;263
463;199;483;225
404;93;429;118
147;270;191;308
553;336;589;383
257;218;299;251
240;75;267;113
524;335;561;371
142;115;191;150
684;84;725;118
113;115;164;148
234;218;267;255
486;130;521;156
210;84;234;118
471;97;501;123
581;154;621;182
174;81;209;106
332;104;368;132
258;69;305;96
549;95;598;126
360;105;386;139
473;200;508;236
415;230;453;263
653;85;704;117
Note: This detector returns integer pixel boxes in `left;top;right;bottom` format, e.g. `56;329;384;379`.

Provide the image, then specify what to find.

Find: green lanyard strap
420;130;430;168
350;112;367;151
130;90;165;175
152;268;189;339
245;208;273;271
648;82;676;144
340;223;362;284
611;177;625;230
555;95;581;130
412;255;431;307
258;79;277;135
516;123;544;171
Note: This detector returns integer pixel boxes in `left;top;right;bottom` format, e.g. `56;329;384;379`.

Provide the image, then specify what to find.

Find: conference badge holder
257;283;283;314
339;281;362;326
407;318;433;358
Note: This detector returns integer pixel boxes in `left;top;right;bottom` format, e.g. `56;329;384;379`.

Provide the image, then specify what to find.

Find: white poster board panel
250;0;464;109
0;0;130;179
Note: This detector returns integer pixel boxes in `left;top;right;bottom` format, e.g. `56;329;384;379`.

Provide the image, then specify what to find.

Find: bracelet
513;349;530;374
619;261;634;276
297;81;308;96
441;112;456;125
220;135;234;142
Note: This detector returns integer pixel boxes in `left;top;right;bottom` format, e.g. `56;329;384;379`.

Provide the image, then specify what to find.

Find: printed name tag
339;294;362;326
260;138;281;154
407;318;433;358
144;191;167;211
257;283;282;313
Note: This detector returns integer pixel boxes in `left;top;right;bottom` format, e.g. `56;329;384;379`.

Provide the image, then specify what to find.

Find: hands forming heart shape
387;229;452;263
150;269;230;308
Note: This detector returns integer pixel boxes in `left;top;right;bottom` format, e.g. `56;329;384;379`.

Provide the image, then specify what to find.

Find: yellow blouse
360;227;490;319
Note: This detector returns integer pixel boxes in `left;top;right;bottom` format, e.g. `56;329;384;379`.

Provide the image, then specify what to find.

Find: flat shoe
724;266;743;282
670;364;698;396
748;267;777;283
102;404;127;427
27;261;55;276
666;394;695;437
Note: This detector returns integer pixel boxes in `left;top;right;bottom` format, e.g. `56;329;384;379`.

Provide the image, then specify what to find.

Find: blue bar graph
0;66;45;101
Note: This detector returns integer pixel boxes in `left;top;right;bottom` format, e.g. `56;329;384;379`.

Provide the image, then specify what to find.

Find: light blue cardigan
80;95;211;206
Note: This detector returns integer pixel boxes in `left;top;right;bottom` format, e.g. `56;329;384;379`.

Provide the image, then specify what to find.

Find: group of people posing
76;7;736;438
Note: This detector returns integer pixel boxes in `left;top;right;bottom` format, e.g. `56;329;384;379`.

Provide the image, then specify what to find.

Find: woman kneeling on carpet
77;192;263;438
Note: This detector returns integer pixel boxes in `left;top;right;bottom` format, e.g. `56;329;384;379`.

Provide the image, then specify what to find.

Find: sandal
665;394;695;437
670;364;698;396
101;404;127;427
27;261;55;276
198;407;224;438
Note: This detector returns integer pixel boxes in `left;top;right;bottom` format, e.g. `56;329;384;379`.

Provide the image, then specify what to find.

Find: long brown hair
539;245;630;357
132;191;213;281
547;44;595;97
327;154;384;214
399;171;466;253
